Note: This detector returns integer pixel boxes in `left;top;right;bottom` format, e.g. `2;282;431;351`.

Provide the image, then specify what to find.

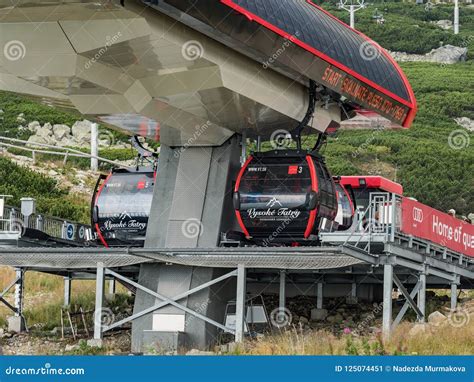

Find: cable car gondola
92;167;156;247
233;150;338;244
91;137;158;247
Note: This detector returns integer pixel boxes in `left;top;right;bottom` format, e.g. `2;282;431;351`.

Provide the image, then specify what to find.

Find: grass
0;267;129;331
228;320;474;355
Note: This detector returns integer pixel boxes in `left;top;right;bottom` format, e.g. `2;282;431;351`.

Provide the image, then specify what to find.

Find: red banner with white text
401;198;474;257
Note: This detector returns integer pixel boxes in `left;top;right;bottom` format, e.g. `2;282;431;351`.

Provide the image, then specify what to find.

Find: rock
430;45;467;64
454;117;474;132
428;311;447;326
53;124;70;140
36;125;53;138
65;344;79;352
299;316;309;325
334;313;344;324
27;135;48;146
16;113;26;123
71;120;92;142
408;323;427;337
389;45;467;65
27;121;40;132
48;170;58;177
186;349;214;356
311;308;328;321
435;19;453;30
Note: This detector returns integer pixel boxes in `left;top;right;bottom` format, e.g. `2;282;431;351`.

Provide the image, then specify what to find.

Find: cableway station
0;0;472;352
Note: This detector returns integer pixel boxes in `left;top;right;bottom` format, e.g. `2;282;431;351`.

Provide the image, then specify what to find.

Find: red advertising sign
401;198;474;257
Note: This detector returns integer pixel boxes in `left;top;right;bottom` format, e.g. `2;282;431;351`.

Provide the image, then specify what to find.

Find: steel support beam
103;269;237;332
392;281;422;330
382;263;393;340
14;268;24;317
93;262;105;342
417;272;427;323
63;277;72;307
106;268;234;333
279;270;286;311
235;265;246;343
317;282;323;309
451;282;458;311
108;279;116;296
393;274;423;319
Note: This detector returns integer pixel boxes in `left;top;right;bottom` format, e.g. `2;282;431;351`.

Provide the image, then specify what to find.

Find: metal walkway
0;193;473;346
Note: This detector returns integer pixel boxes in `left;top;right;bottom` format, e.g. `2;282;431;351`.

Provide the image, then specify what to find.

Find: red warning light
137;181;146;189
288;165;298;175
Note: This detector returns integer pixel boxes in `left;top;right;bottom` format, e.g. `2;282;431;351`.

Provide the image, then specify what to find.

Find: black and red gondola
91;137;158;247
233;80;343;245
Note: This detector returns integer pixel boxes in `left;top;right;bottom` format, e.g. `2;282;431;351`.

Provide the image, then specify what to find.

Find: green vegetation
0;156;90;222
315;0;474;57
323;62;474;215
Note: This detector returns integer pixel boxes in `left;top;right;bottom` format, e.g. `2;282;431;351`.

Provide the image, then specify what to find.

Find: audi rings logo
413;207;424;223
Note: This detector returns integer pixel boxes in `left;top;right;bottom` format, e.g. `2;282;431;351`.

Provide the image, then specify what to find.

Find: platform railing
0;205;89;242
320;192;401;253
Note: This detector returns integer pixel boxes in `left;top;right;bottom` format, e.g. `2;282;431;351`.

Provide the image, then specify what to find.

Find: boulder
311;308;328;321
299;316;309;325
36;125;52;139
27;135;48;146
389;45;467;65
428;311;447;326
53;124;70;140
16;113;26;123
454;117;474;132
27;121;40;132
429;45;468;64
71;120;92;141
435;20;453;30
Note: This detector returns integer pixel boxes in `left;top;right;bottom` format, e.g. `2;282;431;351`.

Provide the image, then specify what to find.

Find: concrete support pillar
8;268;26;333
382;264;393;340
317;282;323;309
91;262;105;346
108;278;116;296
350;5;355;28
63;277;72;307
279;270;286;311
450;283;458;311
91;122;98;172
14;268;23;317
454;0;460;34
417;272;427;322
235;265;246;343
